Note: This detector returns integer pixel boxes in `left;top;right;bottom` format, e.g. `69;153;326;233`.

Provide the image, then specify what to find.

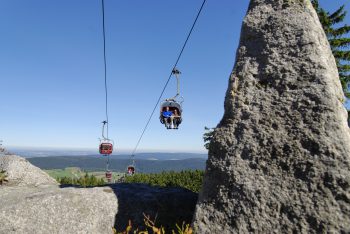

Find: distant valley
7;148;208;173
28;156;207;173
9;147;207;160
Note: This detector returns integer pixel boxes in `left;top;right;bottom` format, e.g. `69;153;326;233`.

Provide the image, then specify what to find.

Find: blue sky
0;0;349;153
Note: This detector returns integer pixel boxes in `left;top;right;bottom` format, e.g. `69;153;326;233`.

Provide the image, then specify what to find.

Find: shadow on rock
109;183;198;232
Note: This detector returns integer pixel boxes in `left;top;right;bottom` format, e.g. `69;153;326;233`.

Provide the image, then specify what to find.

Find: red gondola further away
99;120;114;155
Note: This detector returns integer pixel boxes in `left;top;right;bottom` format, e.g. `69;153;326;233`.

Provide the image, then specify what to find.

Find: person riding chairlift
162;106;173;129
172;109;180;129
128;167;135;175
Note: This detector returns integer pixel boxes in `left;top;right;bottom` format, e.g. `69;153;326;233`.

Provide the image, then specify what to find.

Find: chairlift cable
101;0;109;139
130;0;206;157
99;0;113;181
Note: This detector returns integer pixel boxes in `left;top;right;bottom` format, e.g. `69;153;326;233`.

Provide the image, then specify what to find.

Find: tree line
124;170;204;193
57;173;105;187
57;170;204;192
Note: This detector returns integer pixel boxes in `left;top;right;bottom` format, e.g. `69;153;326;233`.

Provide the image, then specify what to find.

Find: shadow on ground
59;182;198;232
109;183;198;232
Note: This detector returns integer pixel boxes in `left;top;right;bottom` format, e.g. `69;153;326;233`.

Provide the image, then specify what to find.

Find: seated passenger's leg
170;116;174;129
165;118;170;128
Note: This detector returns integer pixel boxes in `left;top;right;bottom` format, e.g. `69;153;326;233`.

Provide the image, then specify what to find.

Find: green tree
203;127;215;150
312;0;350;97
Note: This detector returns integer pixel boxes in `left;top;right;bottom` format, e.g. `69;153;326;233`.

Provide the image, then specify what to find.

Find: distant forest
28;156;206;173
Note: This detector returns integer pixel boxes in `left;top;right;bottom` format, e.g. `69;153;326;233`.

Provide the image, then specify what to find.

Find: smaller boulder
0;155;118;234
0;155;58;187
0;186;118;234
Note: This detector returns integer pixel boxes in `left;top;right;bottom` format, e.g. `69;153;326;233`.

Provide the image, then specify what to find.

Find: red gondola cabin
99;142;113;155
105;171;112;182
127;166;135;175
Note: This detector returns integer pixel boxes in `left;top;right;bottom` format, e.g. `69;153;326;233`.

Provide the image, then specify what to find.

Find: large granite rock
193;0;350;233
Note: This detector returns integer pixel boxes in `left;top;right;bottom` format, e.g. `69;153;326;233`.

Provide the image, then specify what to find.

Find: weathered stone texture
0;154;58;186
193;0;350;233
0;186;118;234
0;155;118;234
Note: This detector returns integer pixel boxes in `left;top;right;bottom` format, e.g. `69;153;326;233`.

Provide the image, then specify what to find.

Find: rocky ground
0;155;198;234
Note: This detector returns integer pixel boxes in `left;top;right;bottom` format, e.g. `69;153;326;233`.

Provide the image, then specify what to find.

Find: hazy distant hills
9;148;207;160
28;156;207;173
9;148;208;173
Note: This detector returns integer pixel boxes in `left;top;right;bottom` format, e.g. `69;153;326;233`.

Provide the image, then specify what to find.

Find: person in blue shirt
162;106;173;129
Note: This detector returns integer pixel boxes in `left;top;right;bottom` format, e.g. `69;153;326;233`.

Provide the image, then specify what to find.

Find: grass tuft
113;214;193;234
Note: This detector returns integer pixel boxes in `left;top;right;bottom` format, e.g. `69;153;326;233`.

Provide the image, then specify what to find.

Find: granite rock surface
193;0;350;233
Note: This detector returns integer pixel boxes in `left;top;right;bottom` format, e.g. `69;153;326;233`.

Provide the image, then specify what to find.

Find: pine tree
203;127;215;150
312;0;350;97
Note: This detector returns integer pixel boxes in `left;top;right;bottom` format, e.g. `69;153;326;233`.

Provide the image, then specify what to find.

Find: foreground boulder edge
193;0;350;233
0;155;118;234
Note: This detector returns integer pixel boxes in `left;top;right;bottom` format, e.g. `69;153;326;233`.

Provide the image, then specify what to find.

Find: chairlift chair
159;100;183;127
127;165;135;175
99;141;113;155
159;68;184;129
99;120;114;155
105;170;112;182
